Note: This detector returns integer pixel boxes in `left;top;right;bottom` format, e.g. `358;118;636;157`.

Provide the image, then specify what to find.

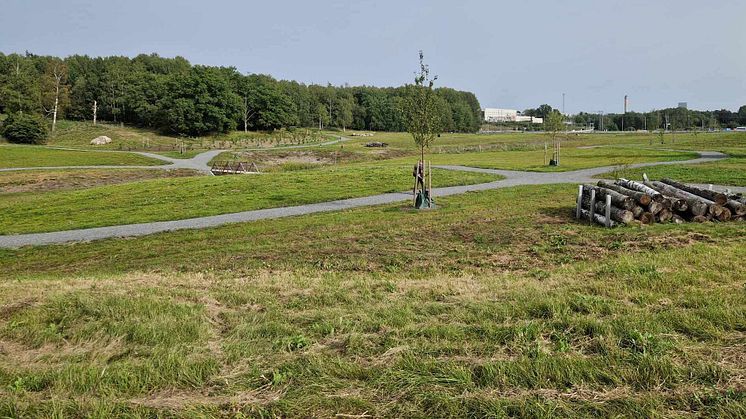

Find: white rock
90;136;112;145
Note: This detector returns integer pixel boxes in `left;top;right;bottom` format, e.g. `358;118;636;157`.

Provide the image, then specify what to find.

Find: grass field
0;145;165;168
1;185;744;417
1;126;745;417
598;152;746;187
380;147;698;172
0;166;500;234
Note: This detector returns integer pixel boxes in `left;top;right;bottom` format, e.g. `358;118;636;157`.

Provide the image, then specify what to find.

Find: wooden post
428;160;432;207
589;189;596;224
576;185;583;219
412;162;418;206
544;142;547;165
605;195;612;227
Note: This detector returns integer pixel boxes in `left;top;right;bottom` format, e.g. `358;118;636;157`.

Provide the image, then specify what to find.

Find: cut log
664;197;688;212
631;206;644;218
647;201;665;215
656;209;673;223
579;209;616;227
616;178;664;202
727;194;746;205
660;178;727;205
581;196;634;224
597;180;652;206
583;185;635;210
671;214;685;224
639;212;654;224
648;181;709;216
725;199;746;216
708;205;731;222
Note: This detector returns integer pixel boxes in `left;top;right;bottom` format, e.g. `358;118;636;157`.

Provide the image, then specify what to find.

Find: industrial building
482;108;542;124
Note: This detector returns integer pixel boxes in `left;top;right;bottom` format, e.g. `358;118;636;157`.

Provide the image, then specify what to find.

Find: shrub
1;113;48;144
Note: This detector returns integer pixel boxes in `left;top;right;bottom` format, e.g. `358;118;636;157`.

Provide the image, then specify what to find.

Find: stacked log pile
576;178;746;227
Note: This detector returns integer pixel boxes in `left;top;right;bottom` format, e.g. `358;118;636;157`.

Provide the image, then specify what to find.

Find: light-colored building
483;108;542;124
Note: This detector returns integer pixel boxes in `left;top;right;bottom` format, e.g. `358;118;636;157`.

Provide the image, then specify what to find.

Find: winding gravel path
0;134;354;174
0;150;742;249
0;149;225;174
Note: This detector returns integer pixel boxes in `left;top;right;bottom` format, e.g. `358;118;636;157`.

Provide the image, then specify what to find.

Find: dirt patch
0;168;202;194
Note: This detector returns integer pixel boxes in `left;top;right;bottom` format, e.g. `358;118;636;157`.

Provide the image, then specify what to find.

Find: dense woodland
0;52;482;136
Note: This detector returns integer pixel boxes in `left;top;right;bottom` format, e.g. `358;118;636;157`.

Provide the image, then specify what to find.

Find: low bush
1;113;48;144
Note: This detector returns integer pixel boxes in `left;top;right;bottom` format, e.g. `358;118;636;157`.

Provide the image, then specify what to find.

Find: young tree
404;51;441;165
544;110;564;165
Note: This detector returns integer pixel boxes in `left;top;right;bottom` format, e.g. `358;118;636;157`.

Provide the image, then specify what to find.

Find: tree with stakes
544;110;564;166
404;51;441;208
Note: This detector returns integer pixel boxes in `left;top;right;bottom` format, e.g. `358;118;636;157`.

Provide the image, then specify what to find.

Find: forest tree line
0;52;483;136
523;104;746;131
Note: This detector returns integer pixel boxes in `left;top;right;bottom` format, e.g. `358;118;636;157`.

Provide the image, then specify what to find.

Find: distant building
678;102;688;109
483;108;542;124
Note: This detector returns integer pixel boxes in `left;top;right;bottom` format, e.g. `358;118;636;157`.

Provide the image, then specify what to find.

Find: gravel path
0;149;225;174
0;134;354;174
0;150;741;249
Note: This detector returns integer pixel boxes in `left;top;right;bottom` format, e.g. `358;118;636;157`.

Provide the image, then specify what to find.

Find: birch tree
41;60;68;132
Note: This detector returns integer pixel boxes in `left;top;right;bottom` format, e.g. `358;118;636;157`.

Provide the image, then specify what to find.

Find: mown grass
378;147;697;172
598;154;746;187
0;185;744;417
0;166;500;234
0;145;165;168
331;130;746;154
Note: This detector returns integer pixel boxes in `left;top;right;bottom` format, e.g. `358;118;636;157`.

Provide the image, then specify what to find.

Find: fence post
605;195;612;227
589;189;596;224
576;185;583;219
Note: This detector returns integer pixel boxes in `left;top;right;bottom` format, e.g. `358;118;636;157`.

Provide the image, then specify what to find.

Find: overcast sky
1;0;744;113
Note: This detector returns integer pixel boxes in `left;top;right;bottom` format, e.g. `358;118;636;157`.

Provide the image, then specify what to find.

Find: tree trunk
597;180;652;206
660;178;727;205
616;179;664;202
93;100;97;125
647;181;709;216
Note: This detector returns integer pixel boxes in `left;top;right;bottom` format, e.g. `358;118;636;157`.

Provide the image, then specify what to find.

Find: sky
1;0;744;113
